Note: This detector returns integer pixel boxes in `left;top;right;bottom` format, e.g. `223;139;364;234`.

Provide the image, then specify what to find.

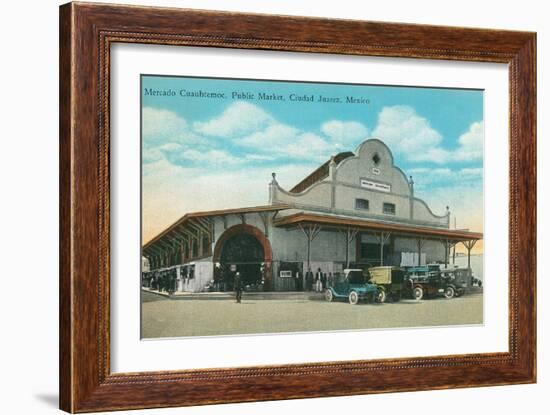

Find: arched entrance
213;224;273;291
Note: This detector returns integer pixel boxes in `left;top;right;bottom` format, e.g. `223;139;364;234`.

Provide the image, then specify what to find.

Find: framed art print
59;2;536;412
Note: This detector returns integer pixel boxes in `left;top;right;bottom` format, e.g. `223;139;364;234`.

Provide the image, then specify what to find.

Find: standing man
234;272;243;303
159;273;165;292
315;268;323;292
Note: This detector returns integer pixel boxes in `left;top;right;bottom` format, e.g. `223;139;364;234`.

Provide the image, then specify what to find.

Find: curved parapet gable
337;139;411;196
413;198;450;226
271;178;333;209
270;138;450;228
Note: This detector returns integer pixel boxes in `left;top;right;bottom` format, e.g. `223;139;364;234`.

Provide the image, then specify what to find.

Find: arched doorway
213;224;273;291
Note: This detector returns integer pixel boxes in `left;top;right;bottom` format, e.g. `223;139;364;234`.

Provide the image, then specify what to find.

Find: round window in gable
372;153;381;165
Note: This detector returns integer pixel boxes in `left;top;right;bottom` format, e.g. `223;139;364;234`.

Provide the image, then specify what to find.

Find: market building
142;139;482;292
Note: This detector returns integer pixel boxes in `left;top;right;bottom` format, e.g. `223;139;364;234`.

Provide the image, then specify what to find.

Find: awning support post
339;227;359;268
452;243;456;265
416;238;426;266
258;211;274;238
441;239;456;267
299;224;322;272
461;239;478;270
379;232;391;266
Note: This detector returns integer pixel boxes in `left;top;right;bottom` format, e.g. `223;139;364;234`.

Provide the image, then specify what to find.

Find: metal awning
273;212;483;241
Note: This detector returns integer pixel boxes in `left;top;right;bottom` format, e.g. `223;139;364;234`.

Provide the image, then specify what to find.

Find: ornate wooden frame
59;2;536;412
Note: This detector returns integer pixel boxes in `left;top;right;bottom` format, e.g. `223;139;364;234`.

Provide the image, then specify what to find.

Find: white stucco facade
270;139;450;229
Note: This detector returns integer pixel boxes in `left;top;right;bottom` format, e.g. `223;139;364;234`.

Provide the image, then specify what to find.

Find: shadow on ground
35;393;58;408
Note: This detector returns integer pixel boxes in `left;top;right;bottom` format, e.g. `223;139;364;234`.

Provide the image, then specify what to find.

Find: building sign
360;178;391;193
279;270;293;278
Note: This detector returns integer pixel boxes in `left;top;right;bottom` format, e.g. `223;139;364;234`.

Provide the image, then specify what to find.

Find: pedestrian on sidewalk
315;268;323;292
234;272;243;303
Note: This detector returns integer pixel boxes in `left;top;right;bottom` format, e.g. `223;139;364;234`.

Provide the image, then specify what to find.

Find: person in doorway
295;270;303;291
306;268;313;291
234;272;243;303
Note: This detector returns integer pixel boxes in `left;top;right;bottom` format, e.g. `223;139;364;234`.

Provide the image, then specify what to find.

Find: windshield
347;270;366;284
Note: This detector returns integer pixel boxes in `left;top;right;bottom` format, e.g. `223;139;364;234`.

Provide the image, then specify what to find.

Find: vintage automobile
404;266;462;300
325;269;380;305
367;266;406;302
439;267;471;297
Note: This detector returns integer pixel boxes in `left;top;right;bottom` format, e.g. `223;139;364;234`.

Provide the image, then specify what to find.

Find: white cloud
408;166;483;189
241;125;343;162
192;102;370;162
454;121;484;161
320;120;368;148
143;106;248;167
158;142;183;152
372;105;442;156
245;154;276;161
372;105;483;164
144;102;483;170
239;123;299;149
285;132;334;160
142;147;164;164
409;147;452;163
142;107;188;141
142;106;206;154
193;101;274;137
180;149;242;165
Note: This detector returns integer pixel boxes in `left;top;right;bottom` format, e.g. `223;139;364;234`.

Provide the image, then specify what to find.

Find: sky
141;75;484;252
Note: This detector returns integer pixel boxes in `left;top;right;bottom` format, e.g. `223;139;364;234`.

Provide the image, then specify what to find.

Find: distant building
142;139;482;292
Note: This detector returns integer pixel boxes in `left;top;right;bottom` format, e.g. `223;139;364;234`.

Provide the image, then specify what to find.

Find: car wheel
444;286;455;299
376;289;386;303
413;286;423;301
348;291;359;305
325;289;334;302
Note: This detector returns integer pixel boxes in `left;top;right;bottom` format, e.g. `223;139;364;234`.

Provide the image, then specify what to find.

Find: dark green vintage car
325;269;380;305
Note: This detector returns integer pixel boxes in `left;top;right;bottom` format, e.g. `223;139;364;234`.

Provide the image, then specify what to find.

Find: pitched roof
289;151;354;193
143;204;290;252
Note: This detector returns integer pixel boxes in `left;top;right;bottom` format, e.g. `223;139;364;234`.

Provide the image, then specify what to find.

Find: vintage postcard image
140;75;484;339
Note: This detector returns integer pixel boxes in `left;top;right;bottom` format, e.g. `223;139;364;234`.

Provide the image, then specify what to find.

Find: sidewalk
142;287;326;301
142;286;482;300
